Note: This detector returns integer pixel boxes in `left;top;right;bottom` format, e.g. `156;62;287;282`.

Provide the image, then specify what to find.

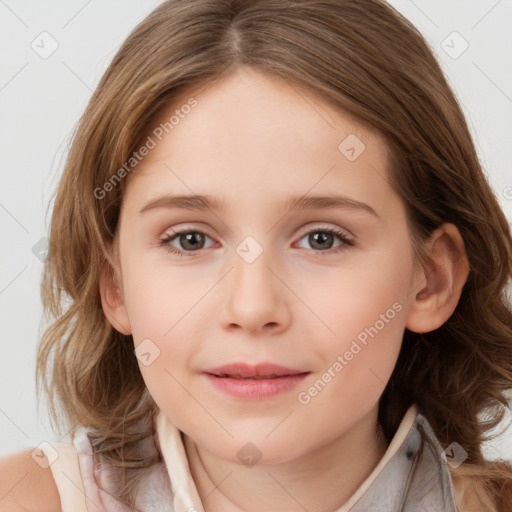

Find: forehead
122;66;395;217
148;66;375;154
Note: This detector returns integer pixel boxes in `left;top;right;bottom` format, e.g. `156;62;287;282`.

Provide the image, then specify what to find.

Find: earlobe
405;223;470;334
99;261;132;336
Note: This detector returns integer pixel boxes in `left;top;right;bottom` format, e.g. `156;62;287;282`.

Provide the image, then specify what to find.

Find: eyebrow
138;193;379;217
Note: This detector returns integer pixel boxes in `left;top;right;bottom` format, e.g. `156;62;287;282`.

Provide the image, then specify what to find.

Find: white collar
155;404;458;511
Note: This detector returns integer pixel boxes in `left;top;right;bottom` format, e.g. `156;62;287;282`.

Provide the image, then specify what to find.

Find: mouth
204;362;309;379
202;363;310;400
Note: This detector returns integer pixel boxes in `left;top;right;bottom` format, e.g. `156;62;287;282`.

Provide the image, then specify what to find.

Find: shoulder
0;449;61;512
451;471;497;512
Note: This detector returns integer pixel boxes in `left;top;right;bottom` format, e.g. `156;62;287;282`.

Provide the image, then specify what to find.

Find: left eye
295;228;353;253
160;227;354;256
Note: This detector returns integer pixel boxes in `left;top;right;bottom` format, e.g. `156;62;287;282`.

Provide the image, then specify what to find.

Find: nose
218;247;291;336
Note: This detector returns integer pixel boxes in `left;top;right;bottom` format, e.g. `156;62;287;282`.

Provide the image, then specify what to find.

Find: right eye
160;229;217;256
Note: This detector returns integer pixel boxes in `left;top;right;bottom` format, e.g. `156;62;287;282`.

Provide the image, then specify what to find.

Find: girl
1;0;512;510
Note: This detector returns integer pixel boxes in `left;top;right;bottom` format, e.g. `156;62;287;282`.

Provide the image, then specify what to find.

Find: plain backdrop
1;0;511;463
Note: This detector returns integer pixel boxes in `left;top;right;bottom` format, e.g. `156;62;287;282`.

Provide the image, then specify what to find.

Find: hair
36;0;512;509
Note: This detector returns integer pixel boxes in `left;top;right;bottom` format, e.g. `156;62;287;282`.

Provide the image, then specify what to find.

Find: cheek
120;258;209;410
122;256;203;342
295;272;408;440
310;239;412;354
298;244;412;410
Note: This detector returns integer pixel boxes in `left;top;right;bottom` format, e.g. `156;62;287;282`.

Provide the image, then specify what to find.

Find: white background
1;0;511;462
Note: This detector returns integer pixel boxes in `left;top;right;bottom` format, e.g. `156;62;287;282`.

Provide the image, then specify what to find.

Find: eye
160;229;216;256
294;226;354;255
159;225;354;257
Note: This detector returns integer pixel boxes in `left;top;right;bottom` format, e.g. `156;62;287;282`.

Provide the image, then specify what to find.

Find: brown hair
36;0;512;509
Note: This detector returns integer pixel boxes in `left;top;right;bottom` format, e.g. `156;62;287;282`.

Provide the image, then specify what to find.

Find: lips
203;363;310;400
204;362;308;379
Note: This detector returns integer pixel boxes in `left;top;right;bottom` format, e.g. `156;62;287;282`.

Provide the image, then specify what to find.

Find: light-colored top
42;404;461;511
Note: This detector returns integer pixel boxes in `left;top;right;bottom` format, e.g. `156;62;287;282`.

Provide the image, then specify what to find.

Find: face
111;66;420;465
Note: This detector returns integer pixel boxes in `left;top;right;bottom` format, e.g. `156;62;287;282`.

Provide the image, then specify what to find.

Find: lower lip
204;373;309;399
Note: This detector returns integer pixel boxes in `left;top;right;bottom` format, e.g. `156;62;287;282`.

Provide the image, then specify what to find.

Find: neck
183;404;388;512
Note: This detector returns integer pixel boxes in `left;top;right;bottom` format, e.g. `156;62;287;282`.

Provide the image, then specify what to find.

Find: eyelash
159;225;354;257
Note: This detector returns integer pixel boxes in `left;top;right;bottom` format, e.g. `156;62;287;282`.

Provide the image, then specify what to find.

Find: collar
155;404;459;512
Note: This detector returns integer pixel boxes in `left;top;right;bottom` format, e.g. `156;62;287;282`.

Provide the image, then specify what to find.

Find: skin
100;66;469;512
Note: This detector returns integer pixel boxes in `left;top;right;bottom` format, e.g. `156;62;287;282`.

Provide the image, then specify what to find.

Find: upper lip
204;363;309;379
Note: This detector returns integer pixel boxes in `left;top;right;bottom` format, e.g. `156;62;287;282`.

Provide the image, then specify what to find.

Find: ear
99;259;132;336
406;223;470;334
